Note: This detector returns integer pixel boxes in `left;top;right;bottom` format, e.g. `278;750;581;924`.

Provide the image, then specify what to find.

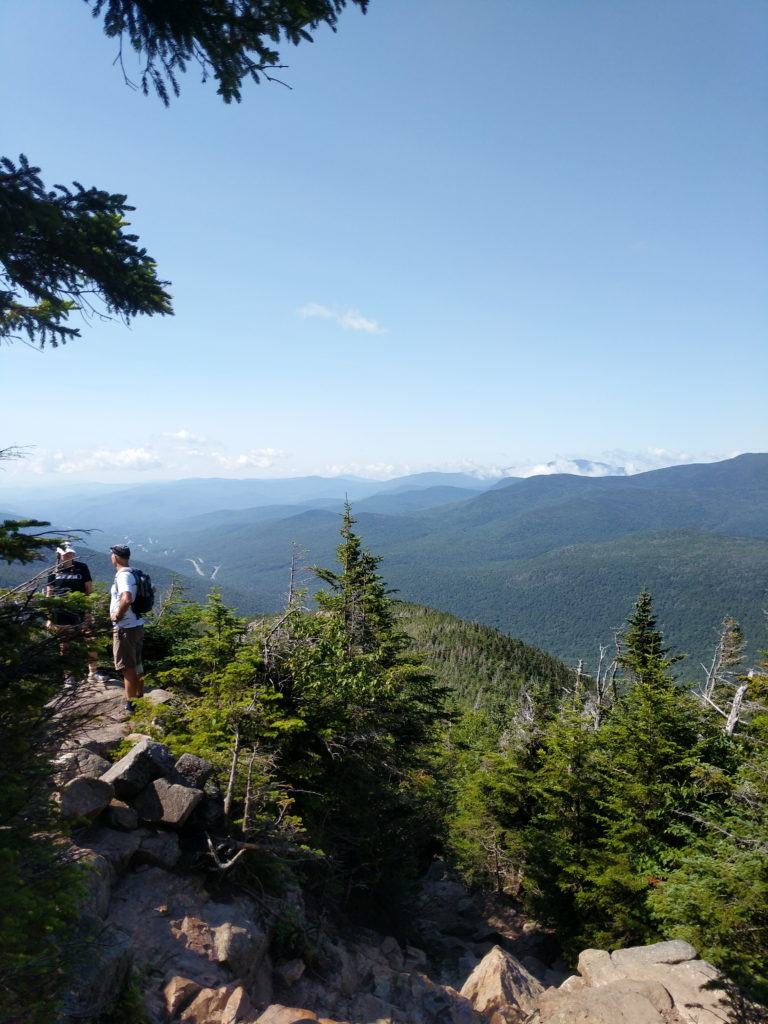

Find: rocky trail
53;677;751;1024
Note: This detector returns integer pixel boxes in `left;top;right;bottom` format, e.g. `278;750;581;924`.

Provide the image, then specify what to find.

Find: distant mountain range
3;455;767;672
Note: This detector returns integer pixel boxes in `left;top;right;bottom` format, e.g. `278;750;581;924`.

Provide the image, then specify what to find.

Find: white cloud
54;447;163;474
216;448;288;470
298;302;387;335
163;428;208;444
324;462;403;479
497;448;735;480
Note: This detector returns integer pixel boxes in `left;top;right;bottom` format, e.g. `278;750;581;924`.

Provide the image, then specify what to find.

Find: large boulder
59;925;133;1024
577;948;622;987
556;940;738;1024
135;828;181;868
460;945;544;1022
100;737;176;798
256;1008;318;1024
175;752;215;789
134;777;204;827
69;848;112;918
164;976;203;1016
76;825;143;874
53;747;112;785
105;798;139;831
214;918;270;991
180;983;256;1024
611;939;699;969
60;776;114;820
534;977;674;1024
615;959;734;1024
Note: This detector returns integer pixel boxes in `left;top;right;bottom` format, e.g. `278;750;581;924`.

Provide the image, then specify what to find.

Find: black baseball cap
110;544;131;559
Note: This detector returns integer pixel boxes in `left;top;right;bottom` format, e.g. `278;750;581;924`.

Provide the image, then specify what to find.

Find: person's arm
112;590;133;623
82;565;93;596
84;581;93;596
111;569;135;624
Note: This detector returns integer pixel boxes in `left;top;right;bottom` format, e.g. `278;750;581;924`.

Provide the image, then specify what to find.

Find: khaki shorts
113;625;144;674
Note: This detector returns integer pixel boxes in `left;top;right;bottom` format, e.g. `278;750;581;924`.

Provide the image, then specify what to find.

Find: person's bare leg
136;674;145;698
88;651;99;678
122;666;141;700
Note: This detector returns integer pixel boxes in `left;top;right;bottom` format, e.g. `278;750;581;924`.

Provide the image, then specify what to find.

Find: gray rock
143;688;176;705
134;777;204;827
164;976;202;1017
213;918;270;985
577;948;621;987
618;960;734;1024
70;849;113;918
54;747;112;785
187;792;226;831
60;925;133;1024
535;977;673;1024
100;737;176;798
611;939;699;969
105;798;139;831
78;825;143;874
135;828;181;868
461;945;544;1021
174;752;215;789
61;776;114;819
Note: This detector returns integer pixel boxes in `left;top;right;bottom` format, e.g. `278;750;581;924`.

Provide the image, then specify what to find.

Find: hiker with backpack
109;544;154;711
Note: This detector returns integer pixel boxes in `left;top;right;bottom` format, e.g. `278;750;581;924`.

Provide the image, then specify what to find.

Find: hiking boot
122;699;135;714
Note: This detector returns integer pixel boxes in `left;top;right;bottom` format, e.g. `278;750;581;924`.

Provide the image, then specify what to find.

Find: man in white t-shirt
109;544;145;711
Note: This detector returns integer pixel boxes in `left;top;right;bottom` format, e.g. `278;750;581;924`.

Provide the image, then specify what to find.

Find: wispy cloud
163;428;208;445
216;448;288;470
298;302;387;335
53;447;163;474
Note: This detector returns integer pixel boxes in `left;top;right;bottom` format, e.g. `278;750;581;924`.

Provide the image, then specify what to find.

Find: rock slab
175;752;215;788
134;777;204;826
61;776;114;819
100;737;176;798
461;945;544;1022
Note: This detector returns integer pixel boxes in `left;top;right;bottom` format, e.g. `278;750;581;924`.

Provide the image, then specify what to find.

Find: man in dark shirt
46;543;99;680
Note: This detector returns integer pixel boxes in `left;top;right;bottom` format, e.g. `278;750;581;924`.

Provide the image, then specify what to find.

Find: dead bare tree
584;643;618;730
696;617;753;736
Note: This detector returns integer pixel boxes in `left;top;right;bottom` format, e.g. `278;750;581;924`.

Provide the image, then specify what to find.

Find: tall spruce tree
650;663;768;1003
580;591;705;947
523;699;600;951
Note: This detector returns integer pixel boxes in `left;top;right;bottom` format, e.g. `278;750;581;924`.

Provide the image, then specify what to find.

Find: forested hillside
3;455;767;669
399;603;576;714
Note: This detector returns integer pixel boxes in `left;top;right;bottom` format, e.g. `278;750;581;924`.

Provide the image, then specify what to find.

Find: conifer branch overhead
0;155;172;348
89;0;370;104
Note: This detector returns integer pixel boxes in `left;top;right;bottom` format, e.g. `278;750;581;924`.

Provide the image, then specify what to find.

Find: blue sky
1;0;766;482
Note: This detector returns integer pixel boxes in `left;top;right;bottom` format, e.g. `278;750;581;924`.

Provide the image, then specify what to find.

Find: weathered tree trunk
223;726;241;818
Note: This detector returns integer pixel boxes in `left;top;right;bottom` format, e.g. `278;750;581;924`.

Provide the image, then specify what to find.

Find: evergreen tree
314;502;399;661
0;518;84;1022
91;0;370;105
579;591;707;947
0;155;172;347
650;662;768;1003
523;699;600;951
